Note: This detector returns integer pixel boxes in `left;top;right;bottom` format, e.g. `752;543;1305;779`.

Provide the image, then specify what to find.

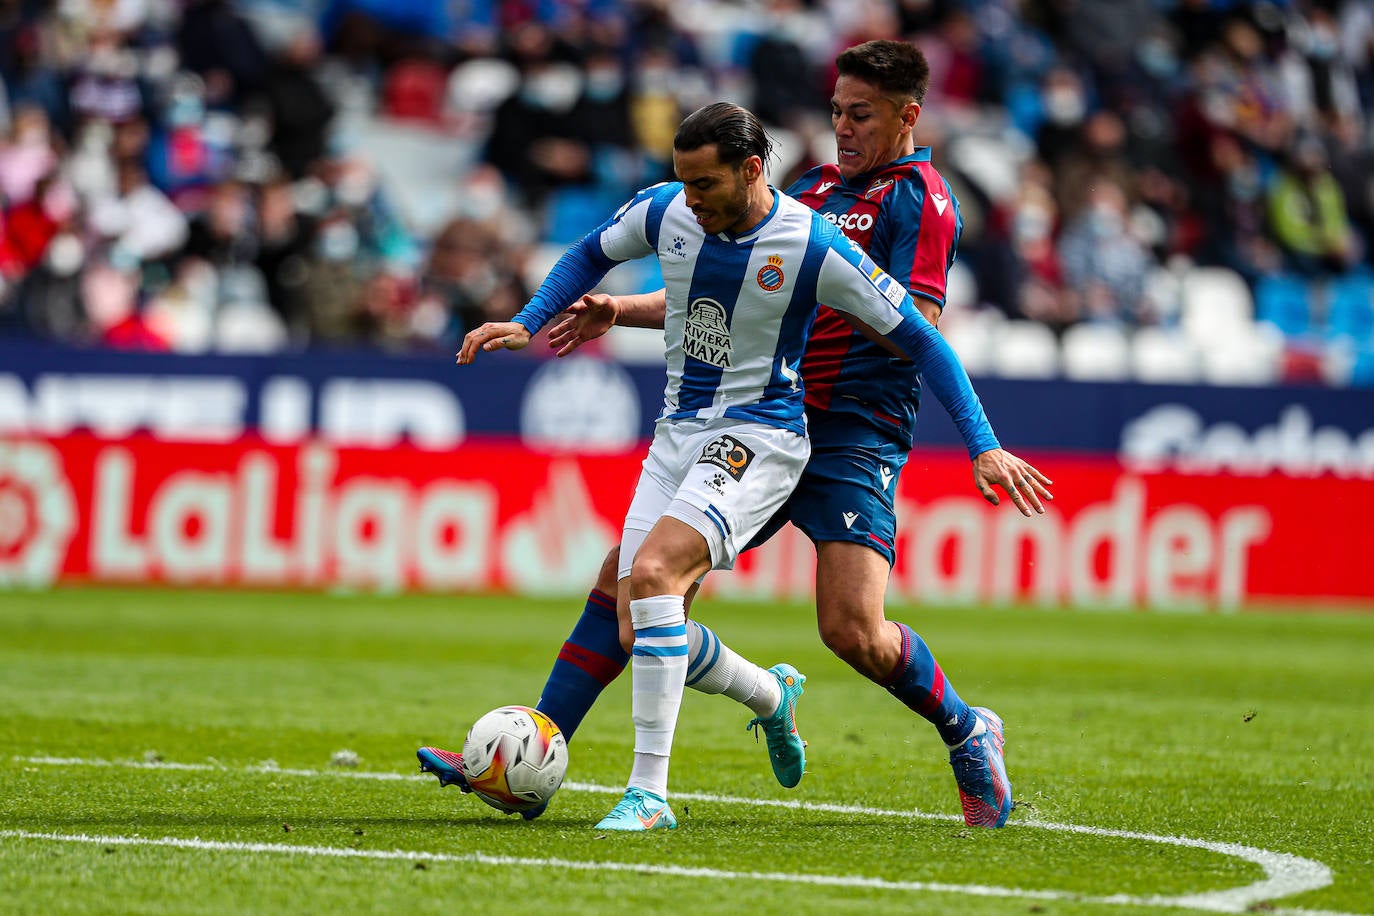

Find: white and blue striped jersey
512;182;997;457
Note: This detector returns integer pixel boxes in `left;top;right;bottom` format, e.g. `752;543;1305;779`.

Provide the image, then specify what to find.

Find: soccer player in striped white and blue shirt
457;102;1003;832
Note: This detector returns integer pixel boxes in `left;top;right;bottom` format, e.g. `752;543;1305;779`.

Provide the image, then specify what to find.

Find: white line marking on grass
8;756;1352;916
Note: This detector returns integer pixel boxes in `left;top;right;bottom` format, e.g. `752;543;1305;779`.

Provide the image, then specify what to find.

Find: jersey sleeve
870;168;962;309
816;236;999;458
512;184;667;334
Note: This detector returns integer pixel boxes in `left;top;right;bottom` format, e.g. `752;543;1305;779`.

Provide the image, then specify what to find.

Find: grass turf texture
1;587;1370;915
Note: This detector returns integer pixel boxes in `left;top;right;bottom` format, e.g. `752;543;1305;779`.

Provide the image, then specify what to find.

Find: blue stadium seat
1254;273;1314;339
1327;271;1374;344
543;186;619;245
1350;346;1374;388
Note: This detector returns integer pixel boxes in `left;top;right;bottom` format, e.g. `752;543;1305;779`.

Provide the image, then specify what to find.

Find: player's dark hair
836;40;930;105
673;102;774;170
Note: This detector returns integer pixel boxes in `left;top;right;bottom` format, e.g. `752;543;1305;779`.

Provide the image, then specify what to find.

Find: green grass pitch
1;587;1371;915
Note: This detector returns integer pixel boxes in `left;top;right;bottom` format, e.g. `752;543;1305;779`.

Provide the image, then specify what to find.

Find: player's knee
596;545;621;593
819;616;885;675
819;619;864;661
629;551;679;597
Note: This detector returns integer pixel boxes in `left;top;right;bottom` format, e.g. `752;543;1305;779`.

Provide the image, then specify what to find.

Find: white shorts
619;417;810;576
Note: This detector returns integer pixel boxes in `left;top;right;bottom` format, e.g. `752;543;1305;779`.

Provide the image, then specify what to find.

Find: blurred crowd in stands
1;0;1373;385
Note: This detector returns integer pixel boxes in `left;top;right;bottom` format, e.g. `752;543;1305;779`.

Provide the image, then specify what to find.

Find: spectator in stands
1058;182;1152;325
484;23;590;209
176;0;269;109
1;23;70;136
254;176;315;333
1200;132;1281;281
413;214;526;345
262;26;335;180
299;209;372;344
1326;112;1374;262
1052;109;1136;224
87;159;189;268
66;31;144;128
746;0;827;129
0;105;58;205
1267;134;1359;276
1007;159;1077;330
182;178;257;268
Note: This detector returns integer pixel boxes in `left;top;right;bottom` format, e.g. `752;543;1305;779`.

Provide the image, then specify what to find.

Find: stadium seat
1198;322;1284;386
939;306;1001;377
544;186;620;245
1179;266;1253;349
523;244;571;296
353;116;478;238
1129;326;1203;383
605;326;669;364
1060;322;1131;381
445;58;520;114
215;301;289;353
989;319;1059;379
1350;345;1374;387
1254;273;1315;339
945;260;978;312
769;127;805;188
1326;270;1374;344
1141;262;1184;325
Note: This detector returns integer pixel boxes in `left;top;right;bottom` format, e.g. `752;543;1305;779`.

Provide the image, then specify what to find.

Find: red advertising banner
2;434;1369;609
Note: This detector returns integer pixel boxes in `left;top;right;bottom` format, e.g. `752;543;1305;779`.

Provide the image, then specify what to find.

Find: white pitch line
7;756;1357;916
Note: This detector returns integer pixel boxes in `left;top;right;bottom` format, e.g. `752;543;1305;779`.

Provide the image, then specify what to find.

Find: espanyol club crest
756;254;785;291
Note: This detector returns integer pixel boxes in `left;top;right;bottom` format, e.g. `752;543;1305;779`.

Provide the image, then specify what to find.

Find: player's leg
594;422;706;831
684;618;806;788
796;429;1012;827
674;461;810;786
598;422;809;830
623;517;711;790
418;546;628;814
813;540;1010;827
813;540;974;739
534;546;629;740
594;515;705;831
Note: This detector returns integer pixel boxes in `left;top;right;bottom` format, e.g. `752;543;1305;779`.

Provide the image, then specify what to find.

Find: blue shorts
744;416;910;566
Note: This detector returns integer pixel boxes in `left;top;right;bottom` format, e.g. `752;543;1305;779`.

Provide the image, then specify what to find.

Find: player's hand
456;321;532;365
972;448;1053;516
547;293;619;357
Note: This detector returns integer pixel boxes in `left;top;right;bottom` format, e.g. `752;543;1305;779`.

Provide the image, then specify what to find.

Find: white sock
626;595;688;799
685;620;781;718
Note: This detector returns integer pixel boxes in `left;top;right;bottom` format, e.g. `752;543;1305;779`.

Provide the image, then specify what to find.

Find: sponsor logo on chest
684;297;733;368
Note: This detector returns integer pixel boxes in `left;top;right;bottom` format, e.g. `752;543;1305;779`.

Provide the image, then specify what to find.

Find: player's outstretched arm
971;448;1054;516
456;321;533;365
547;290;670;357
547;294;621;357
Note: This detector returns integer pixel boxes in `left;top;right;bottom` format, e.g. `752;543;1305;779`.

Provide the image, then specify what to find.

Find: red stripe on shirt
910;162;956;302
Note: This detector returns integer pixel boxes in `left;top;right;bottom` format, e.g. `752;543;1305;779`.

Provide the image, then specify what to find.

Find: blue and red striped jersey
786;149;963;449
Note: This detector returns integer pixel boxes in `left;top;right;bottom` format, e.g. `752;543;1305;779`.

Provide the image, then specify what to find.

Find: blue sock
535;589;627;742
881;622;977;746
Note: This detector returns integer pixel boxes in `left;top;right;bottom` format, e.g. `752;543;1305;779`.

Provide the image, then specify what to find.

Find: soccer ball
461;705;568;814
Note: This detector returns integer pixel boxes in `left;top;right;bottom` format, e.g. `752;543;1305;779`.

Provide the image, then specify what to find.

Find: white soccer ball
461;705;568;814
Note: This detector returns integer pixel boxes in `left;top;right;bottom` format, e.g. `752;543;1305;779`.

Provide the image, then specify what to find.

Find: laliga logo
0;440;77;587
